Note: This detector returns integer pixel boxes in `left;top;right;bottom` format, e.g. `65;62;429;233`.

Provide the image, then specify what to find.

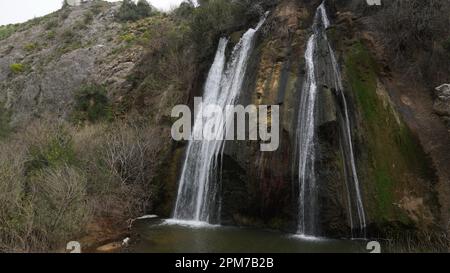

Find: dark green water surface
128;219;366;253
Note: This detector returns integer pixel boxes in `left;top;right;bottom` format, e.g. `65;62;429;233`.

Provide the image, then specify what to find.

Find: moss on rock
344;40;438;227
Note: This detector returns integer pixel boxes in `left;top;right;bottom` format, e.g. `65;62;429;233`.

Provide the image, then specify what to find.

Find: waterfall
296;34;319;235
295;2;366;236
327;28;367;237
173;15;267;223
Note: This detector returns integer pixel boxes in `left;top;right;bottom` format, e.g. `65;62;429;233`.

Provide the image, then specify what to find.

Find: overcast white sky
0;0;186;26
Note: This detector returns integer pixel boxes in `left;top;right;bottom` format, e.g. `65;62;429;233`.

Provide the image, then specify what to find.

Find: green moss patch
10;63;25;74
344;41;435;223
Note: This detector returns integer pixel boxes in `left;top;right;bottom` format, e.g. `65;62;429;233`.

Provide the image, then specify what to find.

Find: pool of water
127;219;366;253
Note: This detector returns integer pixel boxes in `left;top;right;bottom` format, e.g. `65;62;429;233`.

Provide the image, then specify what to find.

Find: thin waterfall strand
296;2;366;236
174;15;267;223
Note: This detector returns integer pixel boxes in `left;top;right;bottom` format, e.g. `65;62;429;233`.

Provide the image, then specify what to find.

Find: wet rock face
219;0;308;232
220;0;357;234
219;0;443;241
434;84;450;128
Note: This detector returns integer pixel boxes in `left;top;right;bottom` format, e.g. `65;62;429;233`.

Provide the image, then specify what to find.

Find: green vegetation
73;10;95;31
45;19;59;30
91;1;109;15
46;30;56;40
24;42;38;53
72;84;112;123
61;28;75;41
0;25;19;41
345;41;435;223
0;122;86;251
116;0;156;22
25;128;76;176
58;29;82;54
74;20;88;30
0;120;163;252
0;104;11;139
187;0;249;60
374;169;395;216
0;7;64;42
9;63;25;74
120;33;135;43
116;14;195;116
170;0;274;62
345;42;378;122
374;0;450;84
83;11;94;24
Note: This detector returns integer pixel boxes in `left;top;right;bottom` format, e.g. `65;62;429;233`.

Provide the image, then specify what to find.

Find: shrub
173;1;195;19
374;0;450;84
0;117;167;251
24;124;76;176
120;33;135;43
59;7;71;21
83;11;94;24
96;123;163;215
74;20;88;30
0;24;19;41
61;29;75;42
91;1;108;15
45;19;58;30
71;121;164;219
0;122;87;252
116;0;154;22
375;0;450;55
136;0;153;18
102;125;155;185
59;29;83;53
0;104;11;139
187;0;252;61
72;84;112;123
0;142;31;252
46;30;56;40
9;63;25;73
30;165;89;249
24;42;38;52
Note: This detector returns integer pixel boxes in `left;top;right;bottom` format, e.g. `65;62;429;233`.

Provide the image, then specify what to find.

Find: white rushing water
296;2;366;236
296;33;319;235
173;15;268;223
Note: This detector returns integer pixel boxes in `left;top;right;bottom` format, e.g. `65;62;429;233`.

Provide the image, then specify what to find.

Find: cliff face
1;2;123;125
207;0;449;244
1;0;449;250
327;0;449;243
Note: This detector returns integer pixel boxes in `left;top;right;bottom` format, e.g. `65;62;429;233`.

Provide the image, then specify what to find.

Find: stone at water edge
122;237;130;247
96;242;122;252
128;215;159;228
96;237;130;252
136;214;159;220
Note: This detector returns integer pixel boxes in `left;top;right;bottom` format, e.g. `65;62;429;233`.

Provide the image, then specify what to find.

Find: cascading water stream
328;32;367;237
296;34;319;235
296;2;366;236
173;15;267;224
